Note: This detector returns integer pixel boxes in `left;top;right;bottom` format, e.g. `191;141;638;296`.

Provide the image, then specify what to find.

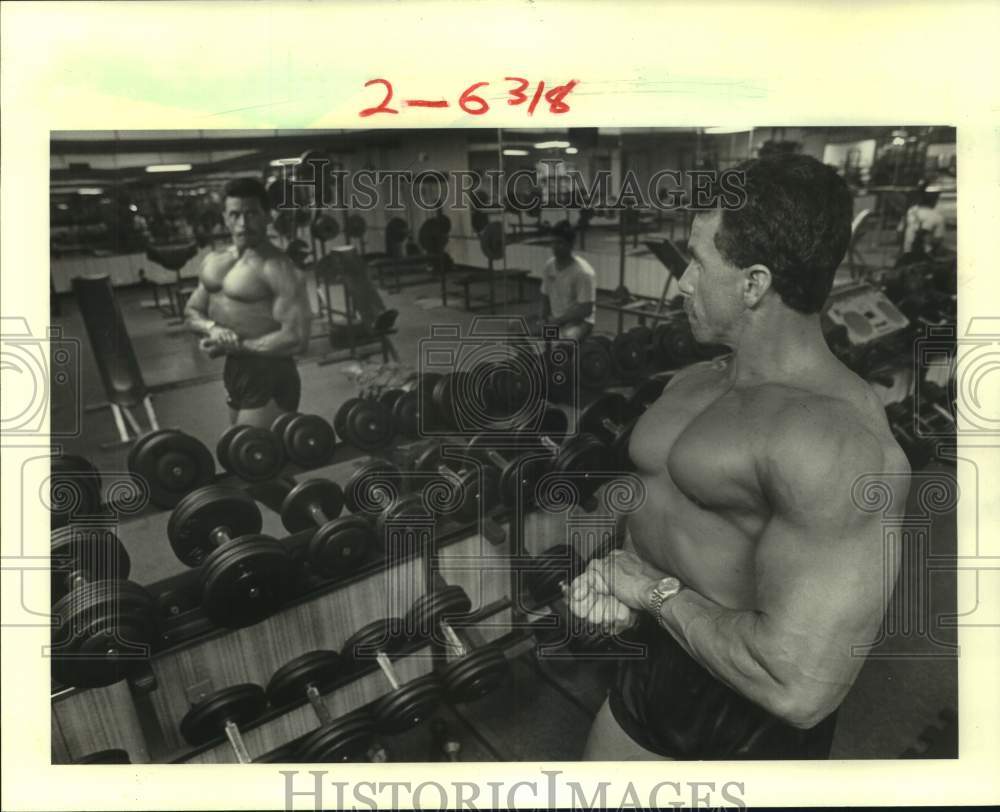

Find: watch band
647;576;682;628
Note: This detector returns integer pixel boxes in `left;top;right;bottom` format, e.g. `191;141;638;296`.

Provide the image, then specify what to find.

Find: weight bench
448;267;531;313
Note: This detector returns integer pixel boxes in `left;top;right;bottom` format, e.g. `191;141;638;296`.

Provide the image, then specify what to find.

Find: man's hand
207;324;241;349
567;565;640;634
573;550;667;613
199;337;241;358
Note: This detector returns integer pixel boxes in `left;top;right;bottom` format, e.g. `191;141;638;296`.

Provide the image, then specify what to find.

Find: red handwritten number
459;82;490;115
545;80;577;114
359;79;398;117
527;81;546;115
505;77;530;106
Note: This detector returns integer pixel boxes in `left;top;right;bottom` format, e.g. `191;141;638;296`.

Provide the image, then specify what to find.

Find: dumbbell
179;683;268;763
334;396;394;451
343;459;404;516
266;652;385;762
413;443;506;544
50;454;102;528
166;485;294;628
579;393;641;470
523;545;626;656
430;719;462;762
652;318;696;368
406;586;510;703
628;376;669;412
466;433;548;509
380;372;442;439
579;336;615;389
342;618;444;733
127;429;216;509
611;326;653;381
50;525;158;689
275;478;373;577
515;412;611;510
270;412;337;469
216;424;285;482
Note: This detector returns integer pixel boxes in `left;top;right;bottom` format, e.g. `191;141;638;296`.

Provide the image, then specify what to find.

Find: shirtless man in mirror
184;177;312;428
568;154;912;760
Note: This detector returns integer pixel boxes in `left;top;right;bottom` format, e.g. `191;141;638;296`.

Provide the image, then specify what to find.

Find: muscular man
184;177;312;428
537;220;596;341
569;155;911;760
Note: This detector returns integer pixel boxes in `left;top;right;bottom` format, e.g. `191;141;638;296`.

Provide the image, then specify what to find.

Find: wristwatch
645;576;682;628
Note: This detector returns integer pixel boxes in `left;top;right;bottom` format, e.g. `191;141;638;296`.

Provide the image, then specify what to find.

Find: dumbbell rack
52;373;664;763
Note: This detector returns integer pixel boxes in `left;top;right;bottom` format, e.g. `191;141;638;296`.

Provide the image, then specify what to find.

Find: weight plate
132;430;215;509
343;460;402;516
199;536;294;628
442;646;509;702
308;517;374;578
579;337;614;389
225;426;285;482
281;414;336;469
51;579;157;689
527;544;585;603
554;434;611;503
390;390;420;438
297;711;376;762
431;374;459;430
404;586;472;640
333;398;358;441
180;683;267;747
372;674;444;733
126;430;173;479
215;425;243;473
539;407;569;438
50;454;102;527
281;479;344;534
498;455;546;508
51;525;131;602
270;412;299;441
338;399;393;452
267;650;345;708
341;617;406;668
417;373;443;431
379;388;404;412
611;331;648;380
74;749;131;764
167;485;263;568
628;377;667;412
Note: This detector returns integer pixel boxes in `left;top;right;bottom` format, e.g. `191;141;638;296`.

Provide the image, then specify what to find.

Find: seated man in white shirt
537;220;597;341
897;185;946;266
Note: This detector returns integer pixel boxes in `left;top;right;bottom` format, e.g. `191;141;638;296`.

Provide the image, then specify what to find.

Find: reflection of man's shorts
609;617;839;759
223;356;301;412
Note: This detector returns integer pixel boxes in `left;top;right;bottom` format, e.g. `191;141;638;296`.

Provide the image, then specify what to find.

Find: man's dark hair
223;177;270;211
714;154;852;314
551;219;576;246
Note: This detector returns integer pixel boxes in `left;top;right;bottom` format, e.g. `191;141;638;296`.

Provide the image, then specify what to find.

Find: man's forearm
239;328;303;357
185;308;215;335
553;302;593;325
657;590;832;728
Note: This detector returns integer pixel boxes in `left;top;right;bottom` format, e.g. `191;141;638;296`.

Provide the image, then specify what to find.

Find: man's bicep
577;272;596;303
185;281;209;313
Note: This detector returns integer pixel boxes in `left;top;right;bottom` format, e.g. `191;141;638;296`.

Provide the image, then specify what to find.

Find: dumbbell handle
375;651;401;690
208;526;235;548
932;403;956;424
304;682;334;726
600;416;626;436
439;620;469;657
305;501;333;527
223;719;253;764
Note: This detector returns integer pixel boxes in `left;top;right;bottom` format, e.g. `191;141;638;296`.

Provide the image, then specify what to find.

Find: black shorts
223;355;301;412
609;616;839;759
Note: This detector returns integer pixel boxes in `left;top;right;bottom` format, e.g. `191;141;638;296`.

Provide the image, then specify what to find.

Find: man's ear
743;264;772;308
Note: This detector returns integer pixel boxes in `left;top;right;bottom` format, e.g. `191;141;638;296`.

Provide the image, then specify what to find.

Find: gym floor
50;249;958;760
